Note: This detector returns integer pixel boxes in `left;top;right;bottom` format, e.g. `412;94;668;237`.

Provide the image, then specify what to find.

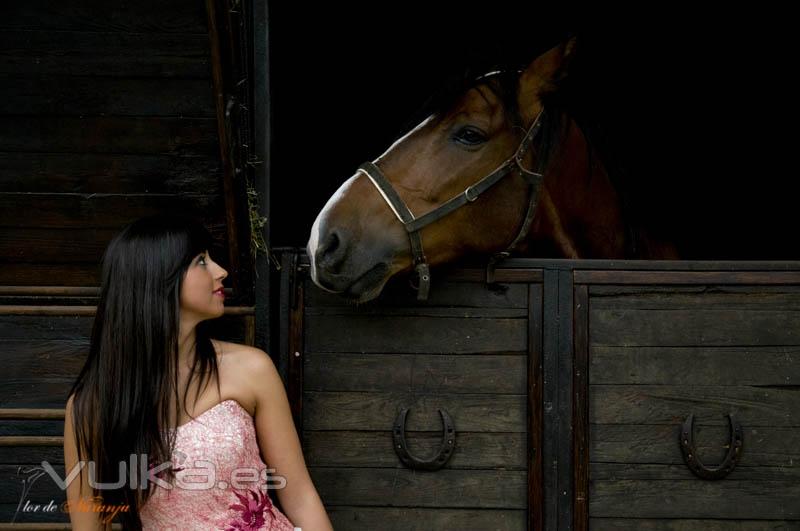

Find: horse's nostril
316;229;347;272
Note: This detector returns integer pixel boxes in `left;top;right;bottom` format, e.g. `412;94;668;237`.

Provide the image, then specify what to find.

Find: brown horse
307;40;678;303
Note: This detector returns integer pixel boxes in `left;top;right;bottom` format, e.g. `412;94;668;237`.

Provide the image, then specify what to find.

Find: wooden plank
0;421;63;438
0;76;214;116
303;431;526;469
590;385;800;427
591;462;800;481
484;257;800;272
576;270;800;284
0;437;61;446
305;314;527;354
0;287;98;297
542;268;559;531
0;117;217;156
276;252;294;385
0;264;99;287
0;379;77;407
556;269;574;530
328;507;526;531
0;193;222;229
590;286;800;309
0;514;75;527
205;0;247;299
0;314;247;339
590;518;800;530
0;0;207;33
441;268;543;283
0;464;66;503
0;445;63;463
304;391;526;432
304;353;527;394
289;258;304;432
0;31;210;78
0;315;91;339
0;152;220;194
589;478;800;519
0;227;227;264
573;284;589;531
0;340;86;379
590;308;800;346
306;306;528;318
591;346;800;385
0;410;62;421
591;424;800;468
528;284;544;531
0;228;117;263
305;277;529;308
252;0;273;391
310;467;527;508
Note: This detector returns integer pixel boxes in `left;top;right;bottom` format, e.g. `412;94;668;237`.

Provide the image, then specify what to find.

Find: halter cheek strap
358;109;545;300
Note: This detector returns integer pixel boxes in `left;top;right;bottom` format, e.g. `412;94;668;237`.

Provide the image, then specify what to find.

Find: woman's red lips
213;288;225;298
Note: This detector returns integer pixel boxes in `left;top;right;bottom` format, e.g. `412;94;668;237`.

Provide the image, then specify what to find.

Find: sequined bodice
139;399;295;531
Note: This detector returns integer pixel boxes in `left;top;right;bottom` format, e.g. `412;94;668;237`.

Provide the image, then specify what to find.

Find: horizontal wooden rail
0;409;64;420
0;286;100;297
0;524;122;530
0;436;63;446
0;305;254;316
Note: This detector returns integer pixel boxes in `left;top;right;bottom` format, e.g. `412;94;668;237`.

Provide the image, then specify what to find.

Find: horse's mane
394;39;647;258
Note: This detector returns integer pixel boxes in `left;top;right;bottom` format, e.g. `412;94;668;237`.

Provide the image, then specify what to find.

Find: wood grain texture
310;467;527;508
328;507;526;531
304;391;526;432
304;352;527;394
303;431;526;469
590;385;799;427
305;314;527;354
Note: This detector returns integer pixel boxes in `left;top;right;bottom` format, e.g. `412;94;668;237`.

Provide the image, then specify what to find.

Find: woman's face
180;250;228;321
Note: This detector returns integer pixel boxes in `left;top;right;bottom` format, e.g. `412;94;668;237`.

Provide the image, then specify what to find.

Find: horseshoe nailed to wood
680;413;743;480
393;408;456;471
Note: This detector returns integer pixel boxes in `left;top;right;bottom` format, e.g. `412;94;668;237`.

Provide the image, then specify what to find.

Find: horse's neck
521;119;627;259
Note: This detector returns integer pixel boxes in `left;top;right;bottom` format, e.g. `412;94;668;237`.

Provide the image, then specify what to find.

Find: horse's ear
518;37;577;118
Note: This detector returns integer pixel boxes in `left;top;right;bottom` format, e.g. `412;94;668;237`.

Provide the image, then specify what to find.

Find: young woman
63;215;333;530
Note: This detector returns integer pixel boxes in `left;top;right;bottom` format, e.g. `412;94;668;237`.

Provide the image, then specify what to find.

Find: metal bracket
393;408;455;471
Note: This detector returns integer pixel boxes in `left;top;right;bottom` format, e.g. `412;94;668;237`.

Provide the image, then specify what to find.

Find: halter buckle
465;186;479;202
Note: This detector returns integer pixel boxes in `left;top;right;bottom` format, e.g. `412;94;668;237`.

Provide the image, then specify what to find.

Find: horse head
307;39;676;303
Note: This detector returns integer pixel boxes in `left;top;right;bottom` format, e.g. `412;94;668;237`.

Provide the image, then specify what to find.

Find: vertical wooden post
573;283;589;531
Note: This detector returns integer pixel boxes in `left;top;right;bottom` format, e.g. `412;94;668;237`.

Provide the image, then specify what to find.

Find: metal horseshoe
393;408;455;471
680;413;743;480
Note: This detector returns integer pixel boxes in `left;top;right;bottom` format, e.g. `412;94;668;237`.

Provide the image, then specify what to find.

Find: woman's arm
245;349;333;531
63;394;109;530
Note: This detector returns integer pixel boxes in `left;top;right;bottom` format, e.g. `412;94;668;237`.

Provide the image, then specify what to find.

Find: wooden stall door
283;252;544;531
573;268;800;530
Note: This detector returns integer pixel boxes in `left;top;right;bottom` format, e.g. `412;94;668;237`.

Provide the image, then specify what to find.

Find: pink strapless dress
139;399;296;531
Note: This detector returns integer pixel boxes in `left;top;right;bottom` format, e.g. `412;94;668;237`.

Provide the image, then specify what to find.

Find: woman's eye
198;256;206;265
453;126;488;146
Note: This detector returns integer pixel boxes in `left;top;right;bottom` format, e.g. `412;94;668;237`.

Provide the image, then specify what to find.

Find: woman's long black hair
68;214;222;529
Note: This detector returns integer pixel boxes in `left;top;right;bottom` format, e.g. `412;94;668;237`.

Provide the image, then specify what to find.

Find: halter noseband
357;109;545;300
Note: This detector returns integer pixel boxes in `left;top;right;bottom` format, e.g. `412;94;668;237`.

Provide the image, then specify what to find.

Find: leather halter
357;109;546;300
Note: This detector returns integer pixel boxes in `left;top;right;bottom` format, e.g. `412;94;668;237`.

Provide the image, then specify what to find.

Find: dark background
268;3;798;259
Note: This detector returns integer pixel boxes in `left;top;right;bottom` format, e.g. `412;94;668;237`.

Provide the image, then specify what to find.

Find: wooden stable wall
0;0;234;287
0;302;255;527
577;272;800;529
286;256;536;530
282;252;800;531
0;0;262;527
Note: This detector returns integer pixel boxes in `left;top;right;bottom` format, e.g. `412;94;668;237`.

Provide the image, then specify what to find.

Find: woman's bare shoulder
211;340;279;411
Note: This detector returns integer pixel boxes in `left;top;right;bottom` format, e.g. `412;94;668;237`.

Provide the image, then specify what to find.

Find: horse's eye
453;126;488;146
